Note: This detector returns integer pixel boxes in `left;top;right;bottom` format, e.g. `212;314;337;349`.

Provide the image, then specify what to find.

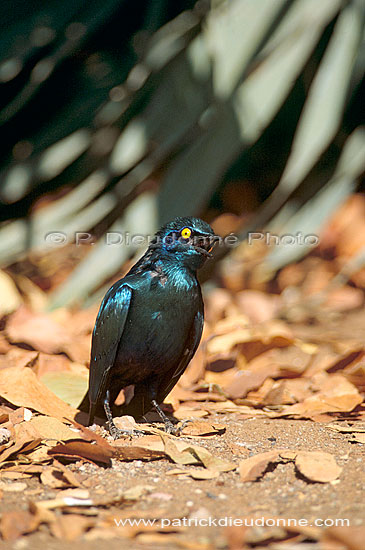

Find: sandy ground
0;414;363;550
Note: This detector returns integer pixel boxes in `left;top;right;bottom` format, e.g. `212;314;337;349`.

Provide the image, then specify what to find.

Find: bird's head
151;217;219;270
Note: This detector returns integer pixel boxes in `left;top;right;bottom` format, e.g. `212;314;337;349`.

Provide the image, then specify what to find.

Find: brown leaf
0;348;38;370
224;363;276;400
0;509;40;540
262;378;313;406
166;468;219;480
67;418;111;447
6;307;71;354
50;514;94;540
0;437;42;463
22;415;77;442
40;464;83;489
180;421;226;437
173;406;209;420
0;365;78;421
186;444;235;472
295;451;342;483
351;433;365;443
276;374;363;419
111;441;166;461
323;526;365;550
326;423;365;433
48;439;114;465
9;406;33;425
236;290;281;323
239;451;280;482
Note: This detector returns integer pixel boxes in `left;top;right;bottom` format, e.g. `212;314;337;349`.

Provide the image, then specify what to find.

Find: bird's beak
194;233;220;257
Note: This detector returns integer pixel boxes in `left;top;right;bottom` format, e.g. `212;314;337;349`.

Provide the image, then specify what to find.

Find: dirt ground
0;413;363;550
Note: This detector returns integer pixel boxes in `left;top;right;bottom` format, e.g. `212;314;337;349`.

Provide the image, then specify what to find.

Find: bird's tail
78;390;107;425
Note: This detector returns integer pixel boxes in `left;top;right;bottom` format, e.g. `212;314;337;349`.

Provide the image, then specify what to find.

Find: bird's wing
88;282;132;409
157;309;204;403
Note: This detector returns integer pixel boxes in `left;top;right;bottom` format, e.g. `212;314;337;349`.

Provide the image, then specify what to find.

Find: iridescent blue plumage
79;217;217;437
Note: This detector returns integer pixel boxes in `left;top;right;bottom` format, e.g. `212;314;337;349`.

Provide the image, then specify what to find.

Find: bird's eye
180;227;192;239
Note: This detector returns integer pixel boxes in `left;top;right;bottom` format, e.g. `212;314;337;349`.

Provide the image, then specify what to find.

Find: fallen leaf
112;441;166;461
173;407;209;420
0;365;78;421
9;407;33;425
166;468;219;480
351;433;365;444
21;415;77;441
276;374;363;419
6;307;71;354
180;421;226;437
0;437;42;463
48;440;114;465
187;444;235;472
0;348;39;370
326;423;365;433
40;466;82;489
40;372;88;410
323;525;365;550
50;513;94;540
0;509;40;541
295;451;342;483
239;451;280;482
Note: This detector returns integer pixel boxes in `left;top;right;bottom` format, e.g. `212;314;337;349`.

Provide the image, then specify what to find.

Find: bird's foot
151;399;181;436
164;418;181;435
108;419;152;439
104;392;143;439
108;420;135;440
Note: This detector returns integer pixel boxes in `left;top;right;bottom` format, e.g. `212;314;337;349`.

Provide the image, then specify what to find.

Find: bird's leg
151;399;180;435
104;390;134;439
104;390;151;439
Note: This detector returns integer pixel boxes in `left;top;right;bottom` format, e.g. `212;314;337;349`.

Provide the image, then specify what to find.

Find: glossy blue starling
79;217;218;438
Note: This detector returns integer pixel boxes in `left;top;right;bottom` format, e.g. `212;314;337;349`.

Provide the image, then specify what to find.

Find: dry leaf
6;307;71;354
326;423;365;433
323;525;365;550
0;437;42;463
40;465;82;489
180;420;226;437
20;415;77;441
50;513;95;540
173;407;209;420
294;451;342;483
48;439;114;465
351;433;365;443
276;374;363;419
0;509;40;540
111;441;166;461
239;451;280;482
0;365;78;421
167;468;219;480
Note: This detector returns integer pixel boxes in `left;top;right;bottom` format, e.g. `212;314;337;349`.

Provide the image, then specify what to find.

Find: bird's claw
179;418;193;431
108;423;134;440
164;420;182;436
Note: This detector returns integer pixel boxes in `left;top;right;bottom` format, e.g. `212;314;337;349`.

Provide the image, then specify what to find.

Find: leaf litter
0;197;364;547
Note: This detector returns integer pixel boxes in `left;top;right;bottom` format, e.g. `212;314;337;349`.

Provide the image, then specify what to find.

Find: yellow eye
180;227;192;239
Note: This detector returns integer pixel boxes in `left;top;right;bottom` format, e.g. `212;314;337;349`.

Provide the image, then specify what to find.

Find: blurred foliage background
0;0;364;308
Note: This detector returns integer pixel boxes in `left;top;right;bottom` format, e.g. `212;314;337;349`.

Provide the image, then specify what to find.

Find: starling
79;216;218;437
